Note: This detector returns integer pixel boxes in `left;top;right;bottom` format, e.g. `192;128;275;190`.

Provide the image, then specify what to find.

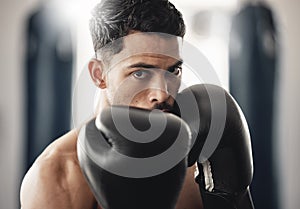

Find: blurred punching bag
25;2;74;168
229;3;278;209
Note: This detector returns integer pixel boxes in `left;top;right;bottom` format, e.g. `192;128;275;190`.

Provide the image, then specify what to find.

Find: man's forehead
110;32;182;66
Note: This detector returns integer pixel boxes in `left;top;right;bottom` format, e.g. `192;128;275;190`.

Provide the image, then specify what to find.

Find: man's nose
148;78;169;104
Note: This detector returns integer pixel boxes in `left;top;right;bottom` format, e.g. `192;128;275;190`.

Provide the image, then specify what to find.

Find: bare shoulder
20;129;96;209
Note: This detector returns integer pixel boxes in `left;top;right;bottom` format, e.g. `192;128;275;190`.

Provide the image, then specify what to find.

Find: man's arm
20;130;97;209
175;164;203;209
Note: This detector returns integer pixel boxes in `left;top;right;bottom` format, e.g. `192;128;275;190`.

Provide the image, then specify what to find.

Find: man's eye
168;67;182;76
132;70;149;79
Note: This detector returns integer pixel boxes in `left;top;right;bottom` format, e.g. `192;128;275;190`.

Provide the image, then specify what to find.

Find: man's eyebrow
127;63;159;69
128;60;183;70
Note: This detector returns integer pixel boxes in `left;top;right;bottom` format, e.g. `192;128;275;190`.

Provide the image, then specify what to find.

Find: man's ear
88;58;106;89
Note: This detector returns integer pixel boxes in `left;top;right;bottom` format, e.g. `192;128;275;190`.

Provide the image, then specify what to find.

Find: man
20;0;203;208
21;0;255;208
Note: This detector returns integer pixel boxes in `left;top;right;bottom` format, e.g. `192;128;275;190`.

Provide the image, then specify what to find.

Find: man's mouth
153;103;174;113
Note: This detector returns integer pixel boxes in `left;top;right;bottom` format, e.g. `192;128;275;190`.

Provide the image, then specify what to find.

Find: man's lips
153;108;172;113
152;102;174;113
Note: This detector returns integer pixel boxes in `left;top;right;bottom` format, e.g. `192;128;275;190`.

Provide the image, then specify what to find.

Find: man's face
98;33;183;111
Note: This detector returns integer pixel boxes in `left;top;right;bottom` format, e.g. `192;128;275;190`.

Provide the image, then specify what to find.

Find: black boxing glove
77;106;191;209
175;84;255;209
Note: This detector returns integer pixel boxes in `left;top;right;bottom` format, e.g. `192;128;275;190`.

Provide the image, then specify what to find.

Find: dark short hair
90;0;186;61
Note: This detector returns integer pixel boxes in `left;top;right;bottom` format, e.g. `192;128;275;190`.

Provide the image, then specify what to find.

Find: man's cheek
168;86;180;101
110;88;141;106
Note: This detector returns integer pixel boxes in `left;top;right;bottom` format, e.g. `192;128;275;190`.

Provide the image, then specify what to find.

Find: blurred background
0;0;299;208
